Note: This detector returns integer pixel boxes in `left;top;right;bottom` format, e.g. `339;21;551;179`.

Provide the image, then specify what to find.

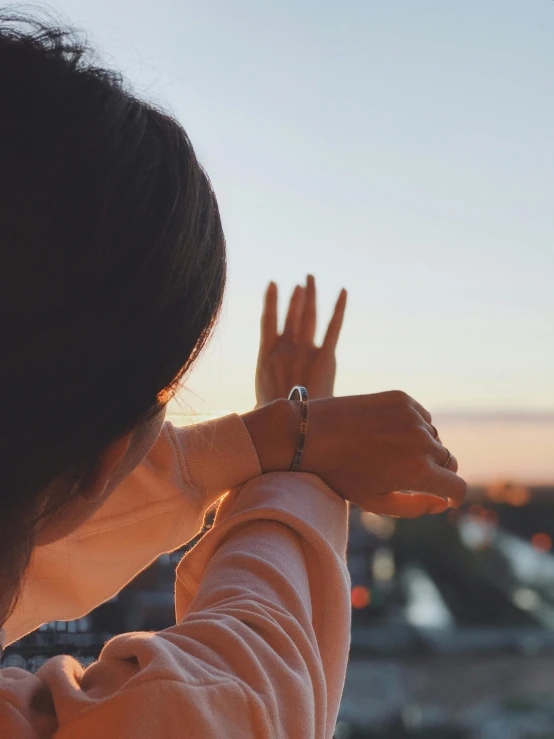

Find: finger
429;424;441;443
368;491;450;518
259;281;278;355
283;285;304;341
415;465;467;509
322;288;347;354
409;398;432;425
437;447;458;474
299;274;317;344
419;420;443;447
423;436;458;474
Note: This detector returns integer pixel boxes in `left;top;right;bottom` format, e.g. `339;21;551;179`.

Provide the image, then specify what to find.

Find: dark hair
0;8;226;624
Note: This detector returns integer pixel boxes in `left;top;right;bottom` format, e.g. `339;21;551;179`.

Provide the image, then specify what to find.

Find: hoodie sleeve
0;471;351;739
2;414;262;646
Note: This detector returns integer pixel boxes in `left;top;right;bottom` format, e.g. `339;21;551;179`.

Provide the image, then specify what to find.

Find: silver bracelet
288;385;308;472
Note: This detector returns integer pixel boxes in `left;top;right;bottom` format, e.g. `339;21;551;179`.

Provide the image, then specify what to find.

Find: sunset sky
48;0;554;481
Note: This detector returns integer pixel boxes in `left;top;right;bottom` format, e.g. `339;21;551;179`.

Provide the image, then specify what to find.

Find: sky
21;0;554;479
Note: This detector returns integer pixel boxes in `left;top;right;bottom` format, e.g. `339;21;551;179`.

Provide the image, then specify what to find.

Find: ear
79;432;133;500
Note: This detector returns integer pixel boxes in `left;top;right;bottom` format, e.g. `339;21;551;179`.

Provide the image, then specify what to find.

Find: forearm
27;473;350;739
169;413;262;509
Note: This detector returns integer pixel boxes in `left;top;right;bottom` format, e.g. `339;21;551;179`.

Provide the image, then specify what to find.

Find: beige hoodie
0;414;351;738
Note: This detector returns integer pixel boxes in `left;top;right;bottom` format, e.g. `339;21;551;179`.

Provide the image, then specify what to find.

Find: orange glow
486;483;507;503
504;486;531;507
531;533;552;553
468;504;484;517
485;481;531;507
351;586;371;609
436;423;554;485
157;387;173;404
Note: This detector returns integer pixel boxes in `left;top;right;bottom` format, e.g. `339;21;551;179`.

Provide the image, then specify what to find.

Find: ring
430;424;440;441
442;450;453;468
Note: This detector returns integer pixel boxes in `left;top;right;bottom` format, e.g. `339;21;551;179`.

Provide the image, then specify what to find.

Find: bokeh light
531;532;552;553
486;481;531;507
512;588;540;611
351;586;371;609
360;512;395;539
372;548;396;582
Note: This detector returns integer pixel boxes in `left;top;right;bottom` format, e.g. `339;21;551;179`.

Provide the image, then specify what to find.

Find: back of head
0;8;226;623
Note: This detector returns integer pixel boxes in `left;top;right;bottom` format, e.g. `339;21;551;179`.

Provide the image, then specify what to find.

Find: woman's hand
255;275;347;408
241;392;466;517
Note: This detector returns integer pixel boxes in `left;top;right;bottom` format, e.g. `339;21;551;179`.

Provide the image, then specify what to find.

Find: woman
0;10;465;738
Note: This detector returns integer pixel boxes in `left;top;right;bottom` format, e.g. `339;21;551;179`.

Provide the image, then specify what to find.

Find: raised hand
255;274;347;408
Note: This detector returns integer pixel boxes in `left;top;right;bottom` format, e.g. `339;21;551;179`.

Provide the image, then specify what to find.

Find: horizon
166;403;554;486
167;406;554;422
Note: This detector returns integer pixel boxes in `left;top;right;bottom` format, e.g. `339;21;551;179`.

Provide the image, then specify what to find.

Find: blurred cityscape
3;481;554;738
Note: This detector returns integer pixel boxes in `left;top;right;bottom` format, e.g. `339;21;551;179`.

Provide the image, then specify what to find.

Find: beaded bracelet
288;385;309;472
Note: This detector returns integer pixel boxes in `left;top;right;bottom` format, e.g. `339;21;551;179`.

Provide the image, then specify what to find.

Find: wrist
241;398;299;474
175;413;262;507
